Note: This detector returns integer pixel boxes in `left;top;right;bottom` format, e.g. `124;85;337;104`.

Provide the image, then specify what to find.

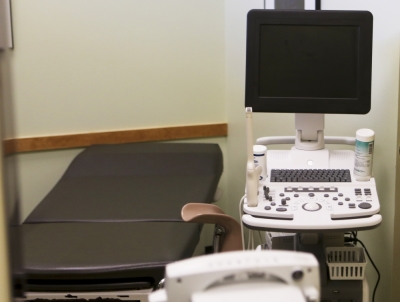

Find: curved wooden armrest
181;203;243;252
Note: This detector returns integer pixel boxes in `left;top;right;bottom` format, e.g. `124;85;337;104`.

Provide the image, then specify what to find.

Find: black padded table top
24;175;218;223
60;142;222;178
21;221;200;291
21;143;223;292
24;143;223;223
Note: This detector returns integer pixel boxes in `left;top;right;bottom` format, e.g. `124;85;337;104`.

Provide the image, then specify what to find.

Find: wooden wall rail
4;123;227;154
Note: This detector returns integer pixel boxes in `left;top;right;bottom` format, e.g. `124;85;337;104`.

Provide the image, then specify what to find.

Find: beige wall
10;0;226;137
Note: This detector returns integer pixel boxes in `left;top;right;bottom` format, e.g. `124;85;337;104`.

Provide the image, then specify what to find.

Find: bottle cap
253;145;267;155
356;129;374;142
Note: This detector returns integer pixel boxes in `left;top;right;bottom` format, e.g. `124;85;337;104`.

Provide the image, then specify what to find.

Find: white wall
224;1;400;302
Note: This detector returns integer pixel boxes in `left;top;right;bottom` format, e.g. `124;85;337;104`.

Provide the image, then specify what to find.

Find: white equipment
243;109;379;302
243;144;382;232
242;9;379;301
149;250;320;302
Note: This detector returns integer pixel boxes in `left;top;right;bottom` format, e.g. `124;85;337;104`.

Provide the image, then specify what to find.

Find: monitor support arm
295;113;325;151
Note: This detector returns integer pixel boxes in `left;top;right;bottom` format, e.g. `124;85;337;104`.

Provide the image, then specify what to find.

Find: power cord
345;234;380;302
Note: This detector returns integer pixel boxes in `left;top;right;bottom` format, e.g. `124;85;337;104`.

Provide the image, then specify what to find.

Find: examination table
20;142;223;301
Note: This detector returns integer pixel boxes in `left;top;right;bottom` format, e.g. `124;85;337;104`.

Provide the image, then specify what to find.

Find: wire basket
326;247;367;280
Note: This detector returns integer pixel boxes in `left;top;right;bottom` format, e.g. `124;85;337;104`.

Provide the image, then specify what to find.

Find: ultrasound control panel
243;182;381;231
242;149;382;232
245;184;378;219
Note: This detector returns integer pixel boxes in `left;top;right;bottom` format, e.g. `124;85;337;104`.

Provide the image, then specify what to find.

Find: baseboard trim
4;123;228;154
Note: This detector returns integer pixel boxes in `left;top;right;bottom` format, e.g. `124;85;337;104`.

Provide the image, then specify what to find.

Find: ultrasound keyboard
270;169;352;183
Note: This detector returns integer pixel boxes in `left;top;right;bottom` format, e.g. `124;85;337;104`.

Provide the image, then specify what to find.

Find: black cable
345;237;380;302
315;0;321;10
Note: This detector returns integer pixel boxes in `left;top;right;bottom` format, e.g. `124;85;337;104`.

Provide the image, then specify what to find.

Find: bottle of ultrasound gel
354;129;375;181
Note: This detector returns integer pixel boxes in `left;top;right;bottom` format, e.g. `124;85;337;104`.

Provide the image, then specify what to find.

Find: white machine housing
149;250;320;302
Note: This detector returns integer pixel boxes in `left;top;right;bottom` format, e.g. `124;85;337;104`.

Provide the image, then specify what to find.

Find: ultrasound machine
150;9;380;302
241;9;381;302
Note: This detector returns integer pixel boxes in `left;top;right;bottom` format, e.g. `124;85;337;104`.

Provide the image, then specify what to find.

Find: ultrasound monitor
245;10;373;150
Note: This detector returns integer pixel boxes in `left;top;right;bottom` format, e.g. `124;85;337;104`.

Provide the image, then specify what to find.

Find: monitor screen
245;10;373;114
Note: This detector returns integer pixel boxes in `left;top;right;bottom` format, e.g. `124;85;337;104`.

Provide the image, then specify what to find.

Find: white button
326;205;332;211
292;205;298;211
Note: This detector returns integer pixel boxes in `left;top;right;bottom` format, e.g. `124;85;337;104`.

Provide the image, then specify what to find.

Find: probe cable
239;194;265;250
239;195;246;250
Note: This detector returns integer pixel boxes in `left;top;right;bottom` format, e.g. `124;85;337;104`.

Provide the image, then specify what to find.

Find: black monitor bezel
245;10;373;114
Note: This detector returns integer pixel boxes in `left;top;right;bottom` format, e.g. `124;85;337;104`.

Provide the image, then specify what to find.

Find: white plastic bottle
354;129;375;181
253;145;267;181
